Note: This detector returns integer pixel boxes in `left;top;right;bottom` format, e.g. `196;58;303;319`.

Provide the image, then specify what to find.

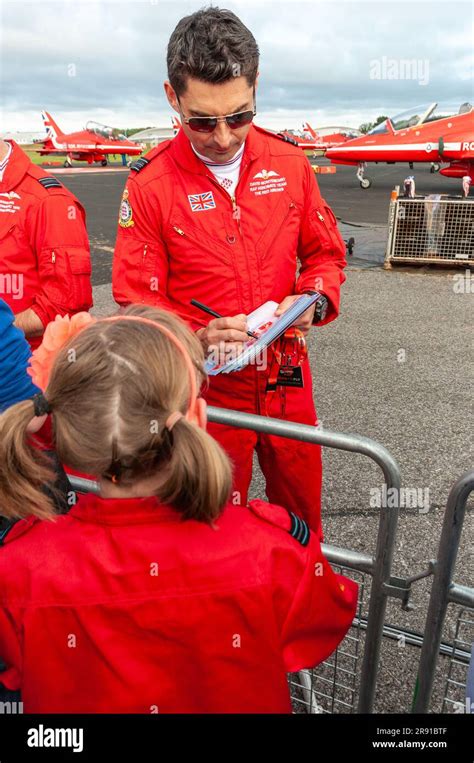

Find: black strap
37;176;62;189
130;157;150;173
276;132;299;146
288;511;310;546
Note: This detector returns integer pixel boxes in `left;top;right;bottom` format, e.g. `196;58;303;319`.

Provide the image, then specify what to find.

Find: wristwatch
304;291;328;323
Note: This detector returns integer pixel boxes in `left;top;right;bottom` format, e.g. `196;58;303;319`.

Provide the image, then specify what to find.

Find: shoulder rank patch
37;176;63;189
288;511;310;546
130;157;150;173
247;499;311;546
118;187;134;228
276;132;299;146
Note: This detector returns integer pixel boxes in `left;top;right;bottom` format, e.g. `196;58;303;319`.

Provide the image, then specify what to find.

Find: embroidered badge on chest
188;191;216;212
0;191;21;214
118;188;134;228
249;169;287;196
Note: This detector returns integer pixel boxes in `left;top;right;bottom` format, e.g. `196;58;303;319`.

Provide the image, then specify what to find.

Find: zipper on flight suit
204;167;254;306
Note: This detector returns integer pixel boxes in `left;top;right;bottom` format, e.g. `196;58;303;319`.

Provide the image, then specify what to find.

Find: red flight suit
0;141;92;350
113;126;347;537
0;494;357;713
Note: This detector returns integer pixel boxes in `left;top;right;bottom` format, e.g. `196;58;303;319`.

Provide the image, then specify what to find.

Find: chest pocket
170;216;233;266
0;222;35;291
254;194;300;263
0;222;27;257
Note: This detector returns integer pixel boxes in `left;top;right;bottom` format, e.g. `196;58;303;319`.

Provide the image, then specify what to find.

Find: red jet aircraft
279;122;361;154
36;111;143;167
325;101;474;190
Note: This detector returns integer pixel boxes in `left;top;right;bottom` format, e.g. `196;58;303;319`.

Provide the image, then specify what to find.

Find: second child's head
0;305;232;523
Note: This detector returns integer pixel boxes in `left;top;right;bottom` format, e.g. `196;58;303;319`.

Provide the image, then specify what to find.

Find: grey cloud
1;0;472;128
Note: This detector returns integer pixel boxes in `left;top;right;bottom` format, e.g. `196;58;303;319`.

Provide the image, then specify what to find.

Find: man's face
164;76;256;164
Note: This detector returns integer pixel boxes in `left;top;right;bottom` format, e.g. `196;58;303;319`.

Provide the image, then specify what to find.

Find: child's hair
0;305;232;522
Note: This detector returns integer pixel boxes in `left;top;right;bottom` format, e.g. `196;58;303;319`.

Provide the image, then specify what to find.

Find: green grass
20;144;147;167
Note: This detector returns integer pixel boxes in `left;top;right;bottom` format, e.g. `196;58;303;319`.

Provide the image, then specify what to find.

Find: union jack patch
188;191;216;212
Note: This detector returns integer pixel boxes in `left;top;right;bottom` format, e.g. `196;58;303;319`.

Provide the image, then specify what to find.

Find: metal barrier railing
66;410;473;714
385;195;474;266
412;470;474;713
70;406;402;713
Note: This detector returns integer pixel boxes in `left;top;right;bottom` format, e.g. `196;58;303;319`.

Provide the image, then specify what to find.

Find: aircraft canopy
85;121;127;140
368;102;472;134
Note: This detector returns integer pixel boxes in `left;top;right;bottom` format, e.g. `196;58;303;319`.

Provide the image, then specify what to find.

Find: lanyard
266;328;307;393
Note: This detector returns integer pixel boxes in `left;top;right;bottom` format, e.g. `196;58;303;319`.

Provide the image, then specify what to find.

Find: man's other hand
275;295;316;335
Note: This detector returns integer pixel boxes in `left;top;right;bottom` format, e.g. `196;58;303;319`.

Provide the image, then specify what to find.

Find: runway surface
57;158;463;286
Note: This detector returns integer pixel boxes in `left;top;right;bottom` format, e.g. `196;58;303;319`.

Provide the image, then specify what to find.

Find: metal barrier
412;470;474;713
385;194;474;266
69;411;474;714
70;405;401;712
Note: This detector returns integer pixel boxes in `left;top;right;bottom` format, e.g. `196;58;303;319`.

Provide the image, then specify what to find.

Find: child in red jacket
0;304;357;713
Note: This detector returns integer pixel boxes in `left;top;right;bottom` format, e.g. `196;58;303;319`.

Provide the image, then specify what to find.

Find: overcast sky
1;0;472;133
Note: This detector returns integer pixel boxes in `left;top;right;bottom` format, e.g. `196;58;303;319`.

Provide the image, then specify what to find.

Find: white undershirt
0;142;12;182
192;141;245;198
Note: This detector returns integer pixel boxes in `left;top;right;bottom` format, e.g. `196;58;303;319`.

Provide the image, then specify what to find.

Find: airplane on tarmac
279;122;361;154
325;101;474;190
35;111;143;167
170;115;359;155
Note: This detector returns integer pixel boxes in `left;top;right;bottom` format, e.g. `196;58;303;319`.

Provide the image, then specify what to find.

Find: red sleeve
295;160;347;325
0;607;22;691
27;194;92;326
112;178;174;312
277;534;358;673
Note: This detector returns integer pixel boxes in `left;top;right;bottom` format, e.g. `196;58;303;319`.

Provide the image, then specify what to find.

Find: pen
190;299;259;340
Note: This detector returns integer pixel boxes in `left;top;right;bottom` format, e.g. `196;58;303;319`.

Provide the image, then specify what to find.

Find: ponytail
0;400;57;521
156;419;233;522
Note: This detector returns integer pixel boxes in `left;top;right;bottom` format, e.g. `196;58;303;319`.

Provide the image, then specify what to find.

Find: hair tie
32;392;51;417
165;411;184;431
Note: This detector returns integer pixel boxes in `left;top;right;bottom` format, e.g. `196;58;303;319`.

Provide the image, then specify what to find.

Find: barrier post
412;470;474;712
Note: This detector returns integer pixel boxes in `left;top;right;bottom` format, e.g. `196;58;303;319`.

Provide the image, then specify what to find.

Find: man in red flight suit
0;139;92;350
112;8;347;537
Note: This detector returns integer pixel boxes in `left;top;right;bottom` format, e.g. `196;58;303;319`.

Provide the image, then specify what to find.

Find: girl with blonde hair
0;304;357;713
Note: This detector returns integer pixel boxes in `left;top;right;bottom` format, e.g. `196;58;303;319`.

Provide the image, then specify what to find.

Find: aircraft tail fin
303;122;318;139
41;111;64;144
171;115;181;136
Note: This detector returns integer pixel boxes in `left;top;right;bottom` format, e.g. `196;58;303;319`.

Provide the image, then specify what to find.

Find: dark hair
167;6;259;96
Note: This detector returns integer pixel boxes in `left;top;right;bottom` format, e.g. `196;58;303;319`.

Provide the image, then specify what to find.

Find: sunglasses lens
188;118;217;133
226;110;254;128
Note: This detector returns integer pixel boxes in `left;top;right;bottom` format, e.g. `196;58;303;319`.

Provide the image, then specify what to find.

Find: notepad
204;293;321;375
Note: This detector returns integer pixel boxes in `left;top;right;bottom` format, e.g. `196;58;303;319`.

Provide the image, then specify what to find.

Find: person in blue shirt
0;298;40;413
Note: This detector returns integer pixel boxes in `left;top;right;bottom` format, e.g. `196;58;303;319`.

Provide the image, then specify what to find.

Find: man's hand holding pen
195;314;250;355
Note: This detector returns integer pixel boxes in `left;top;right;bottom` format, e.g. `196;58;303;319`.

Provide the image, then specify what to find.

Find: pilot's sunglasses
177;96;257;133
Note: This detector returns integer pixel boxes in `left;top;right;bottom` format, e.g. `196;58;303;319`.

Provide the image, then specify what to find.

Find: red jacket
113;125;346;329
0;141;92;348
0;495;357;713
